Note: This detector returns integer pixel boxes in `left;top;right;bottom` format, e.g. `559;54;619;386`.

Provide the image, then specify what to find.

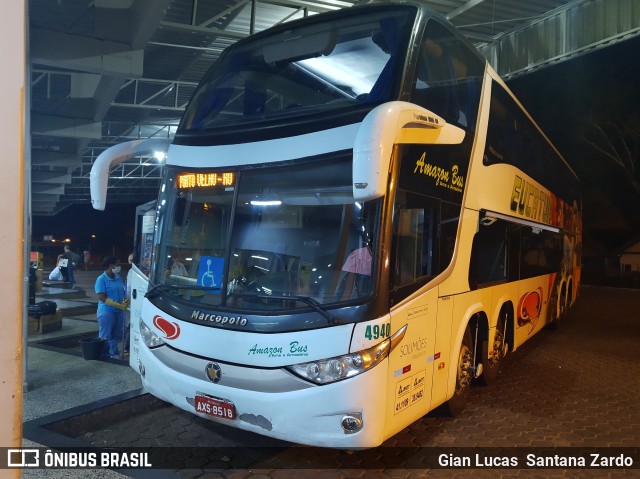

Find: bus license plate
194;394;236;420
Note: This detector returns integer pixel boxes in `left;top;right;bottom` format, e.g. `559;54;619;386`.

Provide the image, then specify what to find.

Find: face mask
112;266;121;274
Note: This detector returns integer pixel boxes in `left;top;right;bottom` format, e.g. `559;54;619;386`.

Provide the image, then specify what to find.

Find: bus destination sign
177;172;235;189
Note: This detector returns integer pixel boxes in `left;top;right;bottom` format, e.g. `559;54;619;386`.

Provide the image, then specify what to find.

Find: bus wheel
549;291;566;330
446;327;473;416
478;313;507;386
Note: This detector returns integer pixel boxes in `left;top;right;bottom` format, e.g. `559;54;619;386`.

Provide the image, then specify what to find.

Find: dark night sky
32;35;640;261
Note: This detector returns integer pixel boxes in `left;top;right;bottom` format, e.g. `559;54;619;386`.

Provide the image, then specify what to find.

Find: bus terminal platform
21;269;640;479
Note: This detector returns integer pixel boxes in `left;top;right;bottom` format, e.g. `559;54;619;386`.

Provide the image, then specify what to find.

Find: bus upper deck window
411;20;483;131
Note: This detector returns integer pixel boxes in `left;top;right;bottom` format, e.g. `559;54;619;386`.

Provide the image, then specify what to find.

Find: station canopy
29;0;640;215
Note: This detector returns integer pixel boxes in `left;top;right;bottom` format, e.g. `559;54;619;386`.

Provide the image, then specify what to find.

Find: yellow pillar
0;1;26;477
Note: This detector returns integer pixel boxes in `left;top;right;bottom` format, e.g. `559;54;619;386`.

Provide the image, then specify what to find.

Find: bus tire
549;290;566;330
446;327;473;416
478;312;507;386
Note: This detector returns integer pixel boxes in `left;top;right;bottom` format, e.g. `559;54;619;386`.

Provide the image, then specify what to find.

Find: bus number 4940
365;323;391;341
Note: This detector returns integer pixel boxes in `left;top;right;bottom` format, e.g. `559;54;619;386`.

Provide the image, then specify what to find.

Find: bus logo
153;315;181;340
205;362;222;383
517;287;543;333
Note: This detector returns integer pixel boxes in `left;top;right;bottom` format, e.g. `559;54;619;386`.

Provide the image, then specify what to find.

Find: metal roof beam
30;27;144;78
261;0;352;12
160;20;247;39
32;171;73;184
32;184;66;195
446;0;487;21
32;151;80;168
32;114;102;139
479;0;640;78
112;78;197;110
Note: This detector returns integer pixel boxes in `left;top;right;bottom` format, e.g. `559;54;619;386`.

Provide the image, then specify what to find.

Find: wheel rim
489;325;506;367
455;342;473;395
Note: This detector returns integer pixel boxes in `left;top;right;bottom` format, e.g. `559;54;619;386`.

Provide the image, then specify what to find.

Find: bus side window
395;208;427;287
469;218;508;289
520;228;562;279
390;191;439;296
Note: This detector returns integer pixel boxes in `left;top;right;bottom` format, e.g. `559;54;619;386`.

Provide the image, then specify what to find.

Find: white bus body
93;1;581;448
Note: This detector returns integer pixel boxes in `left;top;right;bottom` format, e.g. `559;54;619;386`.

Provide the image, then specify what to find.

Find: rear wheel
549;290;566;330
446;327;474;416
478;312;508;386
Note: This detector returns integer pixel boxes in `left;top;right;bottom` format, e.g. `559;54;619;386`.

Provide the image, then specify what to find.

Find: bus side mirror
353;101;465;201
90;138;171;211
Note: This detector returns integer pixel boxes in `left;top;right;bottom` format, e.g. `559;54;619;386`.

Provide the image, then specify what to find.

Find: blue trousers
98;310;125;356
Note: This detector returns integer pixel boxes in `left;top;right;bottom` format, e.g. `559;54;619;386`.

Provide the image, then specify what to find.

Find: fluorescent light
250;200;282;206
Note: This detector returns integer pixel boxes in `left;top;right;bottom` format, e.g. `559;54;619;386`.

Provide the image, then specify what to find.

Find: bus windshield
179;6;415;132
152;155;380;311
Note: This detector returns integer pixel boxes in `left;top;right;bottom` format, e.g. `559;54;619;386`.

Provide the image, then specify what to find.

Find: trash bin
80;338;106;360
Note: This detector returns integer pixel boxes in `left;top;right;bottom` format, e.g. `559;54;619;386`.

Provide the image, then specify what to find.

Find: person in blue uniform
95;256;129;358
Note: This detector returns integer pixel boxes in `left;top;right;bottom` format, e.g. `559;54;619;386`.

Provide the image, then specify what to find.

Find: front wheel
446;327;474;416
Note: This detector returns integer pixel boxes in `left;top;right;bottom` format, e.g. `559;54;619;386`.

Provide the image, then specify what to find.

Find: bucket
80;338;106;360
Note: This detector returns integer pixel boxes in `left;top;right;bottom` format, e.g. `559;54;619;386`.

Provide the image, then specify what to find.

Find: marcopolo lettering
191;310;248;327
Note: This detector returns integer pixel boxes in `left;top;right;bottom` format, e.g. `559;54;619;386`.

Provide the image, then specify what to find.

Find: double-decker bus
91;0;581;448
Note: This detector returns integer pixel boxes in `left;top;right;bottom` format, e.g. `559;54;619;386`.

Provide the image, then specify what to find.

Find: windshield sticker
197;256;224;293
248;341;310;358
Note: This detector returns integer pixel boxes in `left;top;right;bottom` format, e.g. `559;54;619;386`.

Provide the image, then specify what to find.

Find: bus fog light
341;413;363;434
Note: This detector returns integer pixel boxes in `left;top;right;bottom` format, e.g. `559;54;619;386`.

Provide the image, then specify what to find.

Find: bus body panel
138;343;389;448
446;288;493;398
167;123;361;168
127;264;149;369
438;207;479;298
143;301;355;367
383;288;438;439
514;276;554;348
351;315;392;353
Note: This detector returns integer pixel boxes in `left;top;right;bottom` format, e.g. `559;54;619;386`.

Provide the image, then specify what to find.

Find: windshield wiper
146;283;220;299
228;292;342;325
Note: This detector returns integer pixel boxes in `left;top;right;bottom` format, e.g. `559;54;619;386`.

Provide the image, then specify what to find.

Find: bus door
384;197;449;436
127;263;149;369
385;288;439;437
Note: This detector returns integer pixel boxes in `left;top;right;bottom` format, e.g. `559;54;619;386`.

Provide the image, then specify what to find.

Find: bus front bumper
137;343;389;448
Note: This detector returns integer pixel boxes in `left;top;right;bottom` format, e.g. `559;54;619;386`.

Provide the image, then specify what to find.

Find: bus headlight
140;319;165;348
287;324;407;385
